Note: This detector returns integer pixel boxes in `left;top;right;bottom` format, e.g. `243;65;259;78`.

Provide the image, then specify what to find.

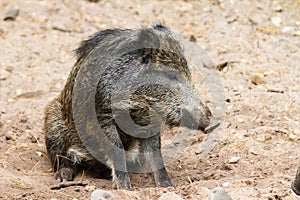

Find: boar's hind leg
45;131;80;182
141;134;173;187
44;100;79;182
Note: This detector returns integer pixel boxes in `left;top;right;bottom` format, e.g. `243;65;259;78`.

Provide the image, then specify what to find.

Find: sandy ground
0;0;299;199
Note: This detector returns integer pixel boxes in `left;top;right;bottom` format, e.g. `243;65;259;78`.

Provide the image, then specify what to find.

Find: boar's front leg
141;134;173;187
103;124;132;190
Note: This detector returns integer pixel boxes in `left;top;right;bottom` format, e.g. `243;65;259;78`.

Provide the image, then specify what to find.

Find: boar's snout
181;106;220;134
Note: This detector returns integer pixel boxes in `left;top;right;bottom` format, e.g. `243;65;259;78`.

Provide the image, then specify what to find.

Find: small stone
256;134;272;142
271;16;282;27
209;187;233;200
3;7;19;21
16;89;22;96
158;192;183;200
293;129;299;135
91;189;113;200
30;136;38;143
85;185;96;191
0;69;10;80
251;73;265;85
272;5;283;12
283;116;291;121
250;149;259;155
177;2;193;12
222;182;230;187
36;151;43;157
288;133;298;141
25;129;31;133
250;172;259;177
195;149;204;155
229;156;240;164
203;6;211;12
293;31;300;36
237;118;244;123
5;131;15;141
264;134;272;141
7;98;15;103
282;26;295;33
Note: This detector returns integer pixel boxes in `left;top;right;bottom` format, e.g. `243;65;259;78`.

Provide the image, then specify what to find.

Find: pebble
90;189;113;200
209;187;233;200
16;89;22;96
272;5;283;12
256;134;272;142
158;192;183;200
0;69;10;80
30;135;38;143
222;182;230;187
177;2;193;12
3;7;19;21
271;16;282;27
251;73;265;85
237;118;244;123
36;151;43;157
282;26;295;33
85;185;96;191
288;133;298;141
8;98;15;103
203;6;211;12
5;131;16;141
293;31;300;36
229;156;240;164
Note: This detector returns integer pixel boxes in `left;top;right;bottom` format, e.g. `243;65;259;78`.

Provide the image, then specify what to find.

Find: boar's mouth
181;108;220;133
201;118;220;134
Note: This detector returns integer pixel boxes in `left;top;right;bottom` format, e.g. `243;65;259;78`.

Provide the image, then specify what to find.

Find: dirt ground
0;0;299;199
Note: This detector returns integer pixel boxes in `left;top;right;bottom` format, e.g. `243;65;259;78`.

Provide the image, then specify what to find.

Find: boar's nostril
204;119;220;134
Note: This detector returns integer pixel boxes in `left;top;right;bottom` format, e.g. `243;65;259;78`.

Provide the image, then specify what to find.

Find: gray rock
91;189;113;200
209;187;233;200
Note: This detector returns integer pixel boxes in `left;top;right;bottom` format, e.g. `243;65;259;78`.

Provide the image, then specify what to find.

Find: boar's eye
165;71;179;81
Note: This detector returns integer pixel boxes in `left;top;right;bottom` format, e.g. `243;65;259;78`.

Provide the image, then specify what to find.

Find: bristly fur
44;24;214;190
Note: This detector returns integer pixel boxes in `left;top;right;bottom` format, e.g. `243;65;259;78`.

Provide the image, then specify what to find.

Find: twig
216;61;239;71
50;181;87;190
267;88;284;94
52;26;72;33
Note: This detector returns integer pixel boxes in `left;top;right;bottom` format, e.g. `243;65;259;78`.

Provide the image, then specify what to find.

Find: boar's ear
137;28;160;49
152;24;171;33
